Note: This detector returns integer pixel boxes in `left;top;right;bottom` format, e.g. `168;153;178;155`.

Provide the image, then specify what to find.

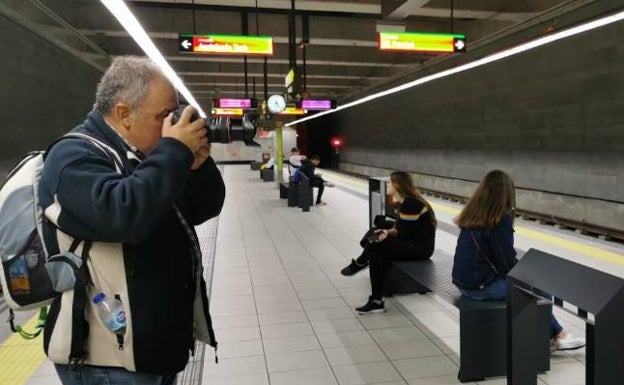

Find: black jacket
38;110;225;374
299;158;316;180
293;158;317;183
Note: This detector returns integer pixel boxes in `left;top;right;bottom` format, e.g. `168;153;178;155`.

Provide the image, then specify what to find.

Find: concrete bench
389;250;551;382
279;181;299;208
260;168;274;182
279;176;312;212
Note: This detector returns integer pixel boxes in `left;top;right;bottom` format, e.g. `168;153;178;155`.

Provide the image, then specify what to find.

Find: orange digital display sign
179;34;274;55
379;32;466;53
211;108;243;116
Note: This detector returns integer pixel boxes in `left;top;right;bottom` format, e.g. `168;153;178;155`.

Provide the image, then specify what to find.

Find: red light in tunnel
330;138;344;149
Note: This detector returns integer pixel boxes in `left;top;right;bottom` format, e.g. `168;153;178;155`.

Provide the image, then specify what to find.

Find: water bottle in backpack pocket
93;292;127;351
8;255;31;294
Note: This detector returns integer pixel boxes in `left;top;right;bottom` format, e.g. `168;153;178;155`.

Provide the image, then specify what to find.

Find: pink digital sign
301;99;333;110
218;98;252;108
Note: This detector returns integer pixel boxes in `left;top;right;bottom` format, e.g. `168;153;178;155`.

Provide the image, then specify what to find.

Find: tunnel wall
0;15;101;177
307;11;624;231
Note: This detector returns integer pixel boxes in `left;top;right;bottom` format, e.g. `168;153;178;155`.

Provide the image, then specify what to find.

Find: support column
275;122;283;184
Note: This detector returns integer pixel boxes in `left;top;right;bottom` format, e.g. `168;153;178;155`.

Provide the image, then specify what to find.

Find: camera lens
171;105;258;145
207;117;231;144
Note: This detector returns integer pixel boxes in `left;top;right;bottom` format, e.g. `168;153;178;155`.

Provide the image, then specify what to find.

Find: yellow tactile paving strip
0;314;46;385
429;201;624;265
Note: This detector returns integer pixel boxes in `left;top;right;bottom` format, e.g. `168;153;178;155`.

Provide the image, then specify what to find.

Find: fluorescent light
286;9;624;127
100;0;206;117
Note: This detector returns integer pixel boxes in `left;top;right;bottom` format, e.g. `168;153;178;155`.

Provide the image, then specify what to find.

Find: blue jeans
460;278;564;338
55;364;177;385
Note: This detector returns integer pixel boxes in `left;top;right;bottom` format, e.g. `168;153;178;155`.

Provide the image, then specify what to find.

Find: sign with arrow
379;31;466;53
180;39;192;50
178;34;274;55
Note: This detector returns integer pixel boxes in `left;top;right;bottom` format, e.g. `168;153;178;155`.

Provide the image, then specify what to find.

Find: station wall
308;13;624;231
0;15;101;177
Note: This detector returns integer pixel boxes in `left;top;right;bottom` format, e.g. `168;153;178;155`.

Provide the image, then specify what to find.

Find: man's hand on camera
162;106;207;154
191;144;211;170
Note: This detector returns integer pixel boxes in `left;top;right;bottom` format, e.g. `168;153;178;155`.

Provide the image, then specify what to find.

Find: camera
171;105;258;146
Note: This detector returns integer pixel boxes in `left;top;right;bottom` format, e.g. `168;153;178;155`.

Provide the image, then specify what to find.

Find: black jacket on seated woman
351;171;437;315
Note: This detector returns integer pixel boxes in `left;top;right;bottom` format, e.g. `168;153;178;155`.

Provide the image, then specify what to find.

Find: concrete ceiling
3;0;578;107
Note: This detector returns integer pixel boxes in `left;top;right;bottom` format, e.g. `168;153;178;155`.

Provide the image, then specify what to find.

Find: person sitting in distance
260;155;275;170
354;171;436;314
295;155;332;205
289;147;304;168
288;147;305;176
452;170;585;351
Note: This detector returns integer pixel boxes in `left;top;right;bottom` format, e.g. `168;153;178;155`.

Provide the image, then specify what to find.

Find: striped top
396;197;436;243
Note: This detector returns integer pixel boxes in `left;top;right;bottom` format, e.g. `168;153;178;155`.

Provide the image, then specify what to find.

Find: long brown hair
390;171;437;228
455;170;516;229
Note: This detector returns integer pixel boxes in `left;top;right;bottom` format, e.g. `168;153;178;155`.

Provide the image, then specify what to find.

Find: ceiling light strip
286;9;624;127
100;0;206;117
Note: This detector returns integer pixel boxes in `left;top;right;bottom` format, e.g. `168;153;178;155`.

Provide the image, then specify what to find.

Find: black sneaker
341;259;368;276
356;296;385;315
316;201;327;206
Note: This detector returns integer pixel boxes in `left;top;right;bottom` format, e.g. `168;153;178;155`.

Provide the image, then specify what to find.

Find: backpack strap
68;240;93;368
44;133;125;174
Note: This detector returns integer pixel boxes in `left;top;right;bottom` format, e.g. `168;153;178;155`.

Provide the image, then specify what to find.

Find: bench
388;250;551;383
260;168;274;182
279;181;299;207
279;175;312;212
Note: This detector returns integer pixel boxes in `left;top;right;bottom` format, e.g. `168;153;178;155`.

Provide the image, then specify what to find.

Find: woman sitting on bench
452;170;585;351
354;171;437;314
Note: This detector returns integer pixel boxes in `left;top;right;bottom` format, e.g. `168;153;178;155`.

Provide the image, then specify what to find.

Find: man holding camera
39;56;225;384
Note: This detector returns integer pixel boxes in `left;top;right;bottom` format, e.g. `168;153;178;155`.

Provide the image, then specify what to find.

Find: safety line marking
514;226;624;265
0;314;47;385
320;170;367;188
429;201;624;265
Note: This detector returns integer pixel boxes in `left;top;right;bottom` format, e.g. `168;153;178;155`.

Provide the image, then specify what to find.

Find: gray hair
94;56;168;115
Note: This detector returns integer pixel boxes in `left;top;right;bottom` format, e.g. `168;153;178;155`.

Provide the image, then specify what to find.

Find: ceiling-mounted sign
301;99;335;110
284;67;302;96
285;68;295;88
211;108;244;116
215;98;254;109
179;34;274;55
278;107;306;115
378;32;466;53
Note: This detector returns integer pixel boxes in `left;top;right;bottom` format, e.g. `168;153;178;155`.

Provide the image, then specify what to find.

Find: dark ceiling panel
33;0;576;99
